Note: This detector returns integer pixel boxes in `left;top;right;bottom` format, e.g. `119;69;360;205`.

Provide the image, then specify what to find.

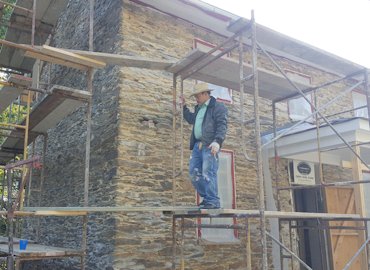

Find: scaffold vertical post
81;1;95;267
314;90;324;185
31;0;36;47
238;25;246;159
246;217;251;270
19;90;32;210
36;134;47;242
180;79;184;173
180;217;185;270
289;220;293;270
251;10;268;270
364;69;370;123
172;75;177;206
7;169;14;270
365;220;370;269
172;216;177;270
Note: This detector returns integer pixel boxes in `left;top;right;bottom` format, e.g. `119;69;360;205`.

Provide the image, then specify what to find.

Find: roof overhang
168;47;311;100
263;118;370;167
131;0;366;76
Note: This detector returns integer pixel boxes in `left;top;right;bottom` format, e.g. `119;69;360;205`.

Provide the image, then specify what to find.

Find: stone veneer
22;0;360;269
24;0;123;269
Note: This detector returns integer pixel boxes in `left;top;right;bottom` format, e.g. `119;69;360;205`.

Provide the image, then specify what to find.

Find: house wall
22;0;361;269
115;1;356;270
24;1;123;269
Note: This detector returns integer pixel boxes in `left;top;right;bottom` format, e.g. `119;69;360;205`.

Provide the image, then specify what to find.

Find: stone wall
114;1;355;269
23;0;123;269
20;0;361;269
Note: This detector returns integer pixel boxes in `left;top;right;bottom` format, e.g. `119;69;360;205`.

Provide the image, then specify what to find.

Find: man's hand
179;94;186;106
209;142;220;156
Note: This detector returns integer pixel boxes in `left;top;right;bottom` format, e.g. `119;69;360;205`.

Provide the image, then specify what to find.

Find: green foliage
0;4;28;265
0;105;26;198
0;104;26;143
0;0;17;39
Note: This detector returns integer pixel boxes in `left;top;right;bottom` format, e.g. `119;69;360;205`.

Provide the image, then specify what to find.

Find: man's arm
183;105;196;124
180;95;196;124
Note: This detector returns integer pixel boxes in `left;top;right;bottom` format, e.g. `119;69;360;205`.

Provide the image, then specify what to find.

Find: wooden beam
34;211;87;216
19;207;365;220
41;45;106;69
0;39;37;53
25;51;88;71
70;49;175;70
0;40;105;69
0;243;83;257
50;85;92;102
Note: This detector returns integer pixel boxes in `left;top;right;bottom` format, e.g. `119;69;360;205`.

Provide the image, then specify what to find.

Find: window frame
351;89;369;118
194;38;233;104
285;70;313;121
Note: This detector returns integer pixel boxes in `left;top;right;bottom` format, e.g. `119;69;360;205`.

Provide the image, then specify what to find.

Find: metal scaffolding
169;10;370;270
0;0;96;269
0;2;369;270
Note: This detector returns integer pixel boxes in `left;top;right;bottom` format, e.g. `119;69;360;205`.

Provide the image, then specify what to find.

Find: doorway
293;187;329;270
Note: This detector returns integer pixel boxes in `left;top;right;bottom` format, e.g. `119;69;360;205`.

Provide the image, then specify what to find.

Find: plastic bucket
19;239;28;250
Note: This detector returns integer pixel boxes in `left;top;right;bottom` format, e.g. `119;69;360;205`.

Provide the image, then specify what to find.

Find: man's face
194;92;209;105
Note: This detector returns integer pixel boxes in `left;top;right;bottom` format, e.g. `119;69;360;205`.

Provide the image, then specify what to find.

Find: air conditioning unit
289;160;315;185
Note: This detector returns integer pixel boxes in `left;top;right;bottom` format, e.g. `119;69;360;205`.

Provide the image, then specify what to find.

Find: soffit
0;0;68;72
262;118;370;166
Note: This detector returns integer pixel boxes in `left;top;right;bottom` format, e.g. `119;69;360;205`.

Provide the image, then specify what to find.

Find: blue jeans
189;142;220;207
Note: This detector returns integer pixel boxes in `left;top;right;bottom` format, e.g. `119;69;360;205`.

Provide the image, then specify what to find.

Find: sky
202;0;370;68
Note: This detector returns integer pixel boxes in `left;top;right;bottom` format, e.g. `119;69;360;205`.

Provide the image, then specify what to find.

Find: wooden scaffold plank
40;45;106;69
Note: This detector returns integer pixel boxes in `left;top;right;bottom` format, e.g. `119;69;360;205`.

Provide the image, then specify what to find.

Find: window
194;38;233;104
286;70;313;122
352;91;368;118
197;150;238;243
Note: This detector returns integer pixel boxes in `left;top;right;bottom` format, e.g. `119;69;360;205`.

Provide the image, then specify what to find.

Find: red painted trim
216;97;232;104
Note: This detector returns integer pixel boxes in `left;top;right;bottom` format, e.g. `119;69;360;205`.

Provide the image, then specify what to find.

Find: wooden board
0;243;82;258
168;48;312;101
325;187;366;270
19;207;363;220
8;74;32;87
41;45;106;69
0;86;90;164
70;49;175;70
50;85;92;102
24;51;89;71
0;236;34;244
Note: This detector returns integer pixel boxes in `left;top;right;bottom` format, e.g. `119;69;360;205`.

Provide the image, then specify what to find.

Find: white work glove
209;142;220;156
